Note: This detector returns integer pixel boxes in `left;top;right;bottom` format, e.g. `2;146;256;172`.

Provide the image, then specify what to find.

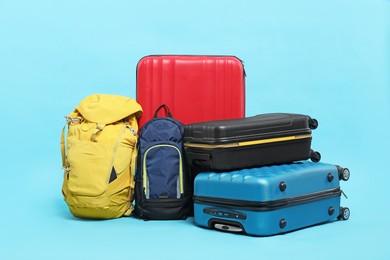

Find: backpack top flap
76;94;143;124
141;117;184;143
140;105;184;143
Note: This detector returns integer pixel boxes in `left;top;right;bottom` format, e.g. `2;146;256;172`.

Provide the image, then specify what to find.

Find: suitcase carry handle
208;218;245;234
153;104;173;118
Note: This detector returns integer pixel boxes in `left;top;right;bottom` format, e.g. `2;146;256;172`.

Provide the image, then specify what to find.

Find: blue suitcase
193;162;350;236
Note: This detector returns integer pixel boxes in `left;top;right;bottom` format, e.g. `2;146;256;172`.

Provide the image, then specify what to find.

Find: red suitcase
136;55;246;128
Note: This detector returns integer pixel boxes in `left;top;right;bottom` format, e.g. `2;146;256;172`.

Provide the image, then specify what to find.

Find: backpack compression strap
60;126;66;169
122;122;138;217
61;116;83;169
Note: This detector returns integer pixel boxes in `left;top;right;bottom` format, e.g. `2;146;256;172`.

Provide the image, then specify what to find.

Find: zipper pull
341;190;348;199
124;121;137;136
129;127;137;136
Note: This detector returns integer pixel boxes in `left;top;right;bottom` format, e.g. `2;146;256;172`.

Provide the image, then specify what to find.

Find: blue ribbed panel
194;161;340;201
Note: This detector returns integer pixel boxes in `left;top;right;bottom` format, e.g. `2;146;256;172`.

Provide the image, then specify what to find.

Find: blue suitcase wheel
338;207;350;220
340;168;350;181
336;166;350;181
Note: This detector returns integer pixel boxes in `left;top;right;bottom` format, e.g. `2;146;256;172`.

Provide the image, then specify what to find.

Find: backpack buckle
65;116;82;125
91;124;106;142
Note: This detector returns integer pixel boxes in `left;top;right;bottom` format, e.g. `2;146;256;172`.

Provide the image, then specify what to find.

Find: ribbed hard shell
194;161;340;202
136;55;245;128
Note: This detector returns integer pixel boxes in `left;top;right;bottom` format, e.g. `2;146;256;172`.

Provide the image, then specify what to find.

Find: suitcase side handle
185;151;211;167
208;218;245;234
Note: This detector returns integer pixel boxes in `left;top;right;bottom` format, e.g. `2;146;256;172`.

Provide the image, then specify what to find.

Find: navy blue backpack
135;104;191;219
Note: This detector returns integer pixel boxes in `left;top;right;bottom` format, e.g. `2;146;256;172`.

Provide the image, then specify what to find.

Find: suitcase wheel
338;207;350;221
336;166;351;181
340;168;350;181
309;118;319;130
310;150;321;162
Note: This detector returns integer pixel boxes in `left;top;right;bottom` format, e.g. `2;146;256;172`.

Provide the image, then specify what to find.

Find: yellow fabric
76;94;142;124
61;94;142;219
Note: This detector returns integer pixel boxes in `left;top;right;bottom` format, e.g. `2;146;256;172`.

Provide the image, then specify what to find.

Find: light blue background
1;0;389;259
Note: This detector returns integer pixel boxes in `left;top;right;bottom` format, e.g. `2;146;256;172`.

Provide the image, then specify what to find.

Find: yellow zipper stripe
238;134;312;146
184;134;312;149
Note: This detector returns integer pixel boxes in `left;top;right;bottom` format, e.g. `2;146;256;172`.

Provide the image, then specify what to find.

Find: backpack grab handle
153;104;173;118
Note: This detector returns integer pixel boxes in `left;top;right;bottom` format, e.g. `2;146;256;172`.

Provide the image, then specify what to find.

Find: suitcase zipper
184;134;312;149
193;188;342;212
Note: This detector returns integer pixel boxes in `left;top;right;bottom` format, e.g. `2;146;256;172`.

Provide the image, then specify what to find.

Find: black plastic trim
203;208;246;220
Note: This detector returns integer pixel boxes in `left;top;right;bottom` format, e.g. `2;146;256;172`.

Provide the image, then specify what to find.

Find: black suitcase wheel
309;118;318;130
310;150;321;162
338;207;350;221
340;168;350;181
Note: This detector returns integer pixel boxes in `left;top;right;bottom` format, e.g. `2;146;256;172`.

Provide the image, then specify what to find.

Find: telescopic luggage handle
153;104;173;118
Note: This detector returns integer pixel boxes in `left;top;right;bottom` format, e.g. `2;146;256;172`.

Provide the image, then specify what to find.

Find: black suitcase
184;113;320;171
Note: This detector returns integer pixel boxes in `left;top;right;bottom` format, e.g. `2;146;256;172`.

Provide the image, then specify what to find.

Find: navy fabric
140;117;183;143
146;145;180;199
135;105;191;220
108;167;117;183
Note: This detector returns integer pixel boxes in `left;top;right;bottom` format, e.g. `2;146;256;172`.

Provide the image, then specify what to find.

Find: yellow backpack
60;94;143;219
